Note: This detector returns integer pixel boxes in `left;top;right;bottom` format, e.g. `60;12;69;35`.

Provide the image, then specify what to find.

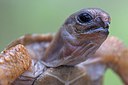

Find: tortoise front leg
0;44;31;85
95;36;128;85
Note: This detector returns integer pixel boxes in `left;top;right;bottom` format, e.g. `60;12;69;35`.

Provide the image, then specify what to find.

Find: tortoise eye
77;13;92;23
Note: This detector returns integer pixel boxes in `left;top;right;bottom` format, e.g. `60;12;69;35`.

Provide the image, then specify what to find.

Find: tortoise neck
42;30;64;67
42;28;78;67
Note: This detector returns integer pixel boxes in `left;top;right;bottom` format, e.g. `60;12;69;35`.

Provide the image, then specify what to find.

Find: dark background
0;0;128;84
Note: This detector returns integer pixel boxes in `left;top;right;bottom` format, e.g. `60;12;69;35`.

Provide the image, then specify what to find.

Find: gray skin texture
0;8;111;85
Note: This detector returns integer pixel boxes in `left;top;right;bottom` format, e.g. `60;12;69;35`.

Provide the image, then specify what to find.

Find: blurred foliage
0;0;128;85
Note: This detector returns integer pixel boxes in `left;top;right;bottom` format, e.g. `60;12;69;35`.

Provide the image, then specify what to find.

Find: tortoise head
62;8;110;46
42;8;111;67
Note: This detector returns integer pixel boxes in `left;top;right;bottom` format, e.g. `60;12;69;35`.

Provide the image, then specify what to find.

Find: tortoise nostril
105;25;109;28
104;22;110;28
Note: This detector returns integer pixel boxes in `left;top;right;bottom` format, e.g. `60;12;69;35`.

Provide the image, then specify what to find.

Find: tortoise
0;8;128;85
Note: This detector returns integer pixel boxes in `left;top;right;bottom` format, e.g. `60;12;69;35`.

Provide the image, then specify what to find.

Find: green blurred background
0;0;128;85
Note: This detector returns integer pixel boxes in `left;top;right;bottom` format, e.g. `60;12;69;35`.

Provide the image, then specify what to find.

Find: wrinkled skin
0;8;128;85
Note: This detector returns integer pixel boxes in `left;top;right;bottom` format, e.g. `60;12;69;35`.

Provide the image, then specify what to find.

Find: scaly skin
0;44;31;85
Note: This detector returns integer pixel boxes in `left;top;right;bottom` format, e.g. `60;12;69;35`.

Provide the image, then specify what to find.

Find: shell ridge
69;72;86;84
45;72;65;84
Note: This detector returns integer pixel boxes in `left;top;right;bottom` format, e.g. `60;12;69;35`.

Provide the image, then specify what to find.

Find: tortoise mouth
85;27;109;34
75;27;109;35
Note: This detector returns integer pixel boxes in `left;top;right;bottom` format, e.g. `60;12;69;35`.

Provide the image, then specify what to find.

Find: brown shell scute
34;66;92;85
0;44;31;85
